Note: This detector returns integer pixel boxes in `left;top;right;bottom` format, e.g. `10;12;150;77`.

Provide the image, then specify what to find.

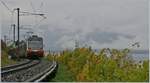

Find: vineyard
48;47;149;82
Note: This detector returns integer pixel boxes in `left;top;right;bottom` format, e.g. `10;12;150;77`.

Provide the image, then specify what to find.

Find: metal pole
17;8;20;60
13;24;15;43
4;35;7;44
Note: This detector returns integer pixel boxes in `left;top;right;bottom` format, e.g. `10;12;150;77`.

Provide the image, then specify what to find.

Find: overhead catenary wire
30;0;36;13
1;0;46;43
0;0;13;26
0;0;16;42
0;0;16;24
30;0;38;26
39;2;43;11
0;0;12;13
33;17;46;28
28;0;46;28
20;11;45;16
1;0;46;35
38;0;44;12
30;0;37;27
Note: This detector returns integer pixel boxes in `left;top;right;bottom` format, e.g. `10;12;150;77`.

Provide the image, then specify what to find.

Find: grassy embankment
1;50;17;67
46;55;75;82
51;63;75;82
47;47;149;82
1;41;17;67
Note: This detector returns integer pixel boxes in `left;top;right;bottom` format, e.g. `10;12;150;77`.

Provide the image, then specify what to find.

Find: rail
26;61;57;82
1;59;30;71
1;60;40;74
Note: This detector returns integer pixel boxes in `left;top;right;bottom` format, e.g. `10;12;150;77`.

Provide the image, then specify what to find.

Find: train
27;35;44;58
8;35;44;59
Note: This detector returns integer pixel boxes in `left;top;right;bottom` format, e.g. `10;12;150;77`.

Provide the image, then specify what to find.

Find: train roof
28;35;43;41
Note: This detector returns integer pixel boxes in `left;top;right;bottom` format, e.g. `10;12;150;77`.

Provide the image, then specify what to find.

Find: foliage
47;47;149;82
50;63;76;82
1;49;17;67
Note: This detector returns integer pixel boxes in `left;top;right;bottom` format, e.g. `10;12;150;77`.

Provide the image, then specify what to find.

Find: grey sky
0;0;149;50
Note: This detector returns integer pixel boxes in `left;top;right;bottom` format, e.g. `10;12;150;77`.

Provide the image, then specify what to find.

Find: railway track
1;59;32;73
1;59;57;82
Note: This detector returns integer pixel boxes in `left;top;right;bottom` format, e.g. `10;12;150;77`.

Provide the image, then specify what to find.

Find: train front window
28;41;43;50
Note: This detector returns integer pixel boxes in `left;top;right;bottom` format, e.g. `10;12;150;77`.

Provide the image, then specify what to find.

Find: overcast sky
0;0;149;51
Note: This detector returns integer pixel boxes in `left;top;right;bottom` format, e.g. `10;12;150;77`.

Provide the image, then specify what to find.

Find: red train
27;35;44;58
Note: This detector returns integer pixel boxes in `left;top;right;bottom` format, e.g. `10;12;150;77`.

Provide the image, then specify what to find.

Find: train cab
27;35;44;58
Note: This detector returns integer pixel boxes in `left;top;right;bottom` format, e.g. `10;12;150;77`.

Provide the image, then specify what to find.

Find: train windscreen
28;40;43;50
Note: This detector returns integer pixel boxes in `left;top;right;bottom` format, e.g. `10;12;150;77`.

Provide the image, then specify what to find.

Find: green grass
1;50;17;67
51;63;76;82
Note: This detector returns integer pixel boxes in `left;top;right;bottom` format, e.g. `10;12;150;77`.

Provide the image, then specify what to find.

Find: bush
48;47;149;82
